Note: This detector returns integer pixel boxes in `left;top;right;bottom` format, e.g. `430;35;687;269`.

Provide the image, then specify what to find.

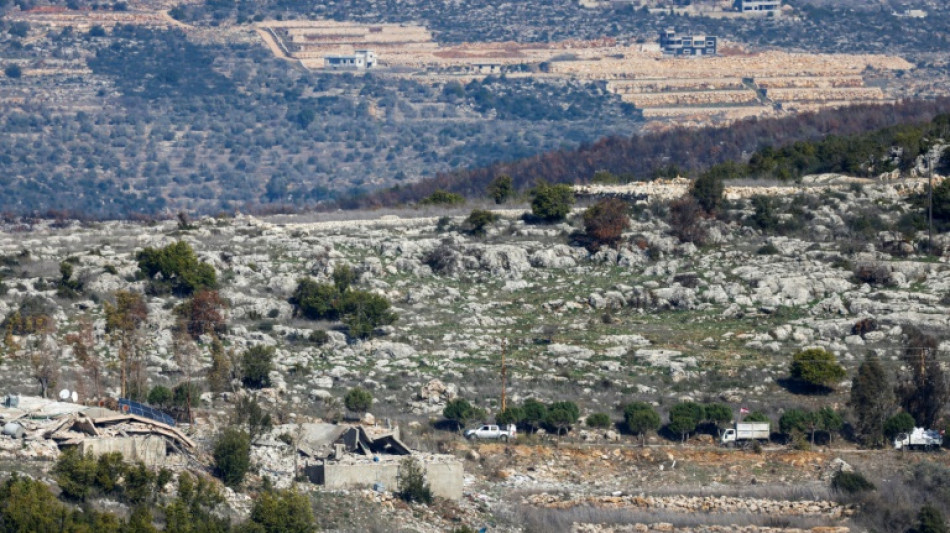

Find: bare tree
104;290;149;399
66;315;103;400
28;316;58;398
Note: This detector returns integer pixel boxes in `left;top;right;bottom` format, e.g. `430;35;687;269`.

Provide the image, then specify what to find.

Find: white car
464;424;516;441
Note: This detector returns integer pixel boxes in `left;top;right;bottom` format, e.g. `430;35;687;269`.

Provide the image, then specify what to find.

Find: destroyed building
255;422;463;500
0;395;195;467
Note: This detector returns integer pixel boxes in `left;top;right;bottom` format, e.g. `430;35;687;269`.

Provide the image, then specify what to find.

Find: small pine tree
789;348;846;392
397;457;433;505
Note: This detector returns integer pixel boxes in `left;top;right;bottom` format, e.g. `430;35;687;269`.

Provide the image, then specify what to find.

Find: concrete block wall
308;458;463;500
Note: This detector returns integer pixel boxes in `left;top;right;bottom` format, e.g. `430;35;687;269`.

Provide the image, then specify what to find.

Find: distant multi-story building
659;29;717;56
324;50;377;69
733;0;781;14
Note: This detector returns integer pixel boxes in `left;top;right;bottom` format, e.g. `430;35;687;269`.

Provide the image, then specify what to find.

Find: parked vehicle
464;424;517;441
721;422;770;447
893;427;944;450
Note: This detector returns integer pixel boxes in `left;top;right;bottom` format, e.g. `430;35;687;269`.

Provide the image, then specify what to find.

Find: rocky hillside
0;175;949;531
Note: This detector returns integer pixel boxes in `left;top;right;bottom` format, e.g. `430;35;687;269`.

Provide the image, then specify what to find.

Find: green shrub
309;329;330;345
789;348;846;391
241;345;274;389
147;385;173;408
52;448;98;501
233;395;273;441
397;457;433;505
136;241;216;296
339;289;398;339
756;242;780;255
668;402;705;441
443;398;485;432
915;505;949;533
290;275;397;339
487;175;515;204
521;398;547;433
419;190;465;206
884;412;917;440
248;488;315;533
545;401;580;436
690;169;726;213
463;209;500;236
495;406;525;426
212;427;251;487
289;278;340;320
344;387;373;415
831;470;876;494
530;182;575;223
586;412;612;429
624;402;661;444
172;381;201;408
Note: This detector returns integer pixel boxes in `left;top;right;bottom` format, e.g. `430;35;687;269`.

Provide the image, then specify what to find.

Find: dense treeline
348;97;950;208
0;25;639;218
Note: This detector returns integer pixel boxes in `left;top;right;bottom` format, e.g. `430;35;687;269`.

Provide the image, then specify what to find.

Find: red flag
739;407;749;414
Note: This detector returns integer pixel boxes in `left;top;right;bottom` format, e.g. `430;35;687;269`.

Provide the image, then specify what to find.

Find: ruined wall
308;457;463;500
77;436;168;467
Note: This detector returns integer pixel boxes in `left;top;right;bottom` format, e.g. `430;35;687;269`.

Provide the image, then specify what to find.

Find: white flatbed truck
721;422;770;447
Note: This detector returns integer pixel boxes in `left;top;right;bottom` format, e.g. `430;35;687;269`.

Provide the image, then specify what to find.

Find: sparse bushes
581;198;630;251
233;394;273;442
914;505;949;533
529;182;574;223
212;427;251;487
53;449;165;505
789;348;845;392
290;268;397;339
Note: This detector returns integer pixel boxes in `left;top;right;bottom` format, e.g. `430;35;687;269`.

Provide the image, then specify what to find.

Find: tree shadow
776;377;833;395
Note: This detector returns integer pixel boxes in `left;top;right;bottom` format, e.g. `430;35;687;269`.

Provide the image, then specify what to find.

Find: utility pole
929;151;935;256
500;338;507;413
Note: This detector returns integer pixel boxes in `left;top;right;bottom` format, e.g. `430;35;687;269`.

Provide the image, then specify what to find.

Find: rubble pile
0;396;195;466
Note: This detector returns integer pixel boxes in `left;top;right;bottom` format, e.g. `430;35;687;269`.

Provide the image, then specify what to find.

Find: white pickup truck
464;424;517;442
894;427;944;450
